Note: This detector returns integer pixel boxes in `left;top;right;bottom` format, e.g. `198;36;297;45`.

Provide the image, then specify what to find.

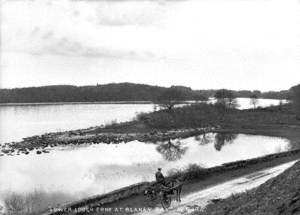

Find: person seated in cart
155;168;173;194
155;168;166;185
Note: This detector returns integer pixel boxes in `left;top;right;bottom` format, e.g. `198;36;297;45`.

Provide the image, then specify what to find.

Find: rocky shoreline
0;127;215;156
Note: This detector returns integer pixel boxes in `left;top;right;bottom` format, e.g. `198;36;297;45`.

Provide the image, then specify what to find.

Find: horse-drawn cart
144;180;183;209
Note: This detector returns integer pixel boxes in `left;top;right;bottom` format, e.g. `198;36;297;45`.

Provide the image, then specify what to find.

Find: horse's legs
178;187;182;202
176;188;180;202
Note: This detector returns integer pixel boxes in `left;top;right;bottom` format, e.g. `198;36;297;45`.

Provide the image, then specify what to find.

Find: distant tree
261;90;289;100
290;84;300;119
170;85;208;103
193;93;209;103
278;99;285;111
253;90;261;97
214;89;238;110
0;83;289;103
154;88;186;110
250;93;259;109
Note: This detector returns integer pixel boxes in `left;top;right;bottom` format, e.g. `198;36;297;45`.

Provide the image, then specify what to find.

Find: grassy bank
102;103;298;131
195;160;300;215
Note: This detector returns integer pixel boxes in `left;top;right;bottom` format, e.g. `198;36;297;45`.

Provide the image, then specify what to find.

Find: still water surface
0;103;154;143
0;133;291;206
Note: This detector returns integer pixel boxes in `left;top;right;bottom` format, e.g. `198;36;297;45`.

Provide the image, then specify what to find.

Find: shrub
167;164;206;181
3;190;74;215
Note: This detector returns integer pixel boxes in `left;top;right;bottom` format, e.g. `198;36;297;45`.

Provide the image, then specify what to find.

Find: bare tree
250;93;259;109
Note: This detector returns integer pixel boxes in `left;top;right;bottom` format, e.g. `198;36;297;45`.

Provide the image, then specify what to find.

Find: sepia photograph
0;0;300;214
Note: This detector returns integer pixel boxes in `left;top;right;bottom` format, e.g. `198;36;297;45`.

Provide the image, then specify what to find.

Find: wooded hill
0;83;291;103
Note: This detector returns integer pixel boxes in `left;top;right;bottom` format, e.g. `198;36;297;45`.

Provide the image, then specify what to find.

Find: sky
1;0;300;91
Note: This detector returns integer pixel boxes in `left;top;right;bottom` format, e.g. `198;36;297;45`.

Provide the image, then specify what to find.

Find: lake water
0;98;286;144
0;103;154;143
0;133;291;209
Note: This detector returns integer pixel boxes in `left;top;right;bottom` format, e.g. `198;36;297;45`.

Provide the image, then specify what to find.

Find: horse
144;179;183;209
166;179;183;202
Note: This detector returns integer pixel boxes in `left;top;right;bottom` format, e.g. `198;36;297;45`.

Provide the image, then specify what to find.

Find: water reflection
193;133;239;151
156;140;188;161
194;133;213;146
214;133;238;151
0;134;291;211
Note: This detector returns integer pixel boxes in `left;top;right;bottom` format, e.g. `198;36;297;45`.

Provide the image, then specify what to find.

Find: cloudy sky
1;0;300;90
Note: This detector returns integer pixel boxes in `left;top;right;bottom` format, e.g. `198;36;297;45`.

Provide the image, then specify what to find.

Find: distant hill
0;83;290;103
0;83;205;103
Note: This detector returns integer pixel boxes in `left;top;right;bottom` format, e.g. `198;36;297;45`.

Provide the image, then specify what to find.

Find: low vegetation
136;103;224;129
133;102;299;130
167;164;206;181
106;83;299;131
3;190;74;215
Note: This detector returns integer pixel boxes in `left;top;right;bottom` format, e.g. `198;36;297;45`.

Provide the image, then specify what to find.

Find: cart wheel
145;196;157;208
160;193;171;209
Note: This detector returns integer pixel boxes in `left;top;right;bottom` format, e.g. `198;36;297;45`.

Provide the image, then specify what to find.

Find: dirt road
137;161;297;215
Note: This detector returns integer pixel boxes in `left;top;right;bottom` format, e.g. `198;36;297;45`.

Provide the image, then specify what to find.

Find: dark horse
144;179;183;209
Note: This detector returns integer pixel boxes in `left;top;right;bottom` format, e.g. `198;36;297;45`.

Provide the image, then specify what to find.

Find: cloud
1;0;300;90
28;36;156;60
92;0;167;26
1;0;171;59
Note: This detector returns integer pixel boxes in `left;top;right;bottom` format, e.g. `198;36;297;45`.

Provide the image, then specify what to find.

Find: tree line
0;82;293;104
0;83;206;103
195;89;289;100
